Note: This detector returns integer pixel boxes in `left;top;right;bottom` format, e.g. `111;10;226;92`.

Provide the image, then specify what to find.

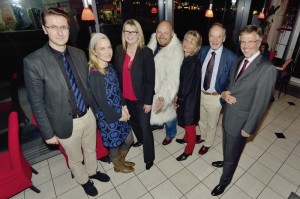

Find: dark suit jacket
198;46;237;94
24;44;96;140
114;45;155;105
222;54;277;137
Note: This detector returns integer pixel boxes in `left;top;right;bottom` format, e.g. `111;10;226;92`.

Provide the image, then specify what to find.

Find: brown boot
119;149;136;167
110;155;134;173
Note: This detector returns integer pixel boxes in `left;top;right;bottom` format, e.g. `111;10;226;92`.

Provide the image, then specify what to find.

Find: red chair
0;112;40;199
31;114;109;173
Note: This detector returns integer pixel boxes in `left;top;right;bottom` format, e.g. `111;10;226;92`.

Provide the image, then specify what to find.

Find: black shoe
151;125;164;131
132;142;142;147
211;184;228;196
176;153;192;161
175;138;186;144
98;155;111;163
175;135;203;144
82;180;98;196
90;171;110;182
212;161;224;168
146;161;153;170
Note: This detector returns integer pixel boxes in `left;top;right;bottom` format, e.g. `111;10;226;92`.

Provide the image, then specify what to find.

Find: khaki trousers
198;94;222;147
58;108;97;184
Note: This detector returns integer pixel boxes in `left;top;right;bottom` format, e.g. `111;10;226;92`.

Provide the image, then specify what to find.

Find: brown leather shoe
162;137;173;145
198;145;210;155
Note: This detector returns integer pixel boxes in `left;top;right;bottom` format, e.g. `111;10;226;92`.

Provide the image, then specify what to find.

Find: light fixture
81;0;95;21
258;0;266;20
205;0;214;18
151;7;158;14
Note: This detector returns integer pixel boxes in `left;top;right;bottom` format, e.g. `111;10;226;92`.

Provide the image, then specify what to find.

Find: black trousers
220;127;247;186
125;99;155;163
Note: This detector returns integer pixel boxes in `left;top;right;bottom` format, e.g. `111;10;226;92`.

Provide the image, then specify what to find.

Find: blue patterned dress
89;65;131;148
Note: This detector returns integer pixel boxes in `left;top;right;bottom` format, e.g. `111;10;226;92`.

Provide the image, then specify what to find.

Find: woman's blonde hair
121;19;145;50
88;33;110;75
183;30;202;56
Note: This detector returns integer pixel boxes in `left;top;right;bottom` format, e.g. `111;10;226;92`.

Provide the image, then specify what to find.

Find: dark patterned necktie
236;59;249;80
203;51;216;91
61;53;86;112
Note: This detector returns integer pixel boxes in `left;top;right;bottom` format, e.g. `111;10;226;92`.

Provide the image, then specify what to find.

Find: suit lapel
236;55;262;81
44;45;69;92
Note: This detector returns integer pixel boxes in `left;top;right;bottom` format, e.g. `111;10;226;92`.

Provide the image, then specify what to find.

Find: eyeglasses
123;30;138;36
45;25;70;31
240;40;258;46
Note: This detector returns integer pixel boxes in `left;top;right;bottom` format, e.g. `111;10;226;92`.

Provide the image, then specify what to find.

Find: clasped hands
153;96;164;112
119;105;131;122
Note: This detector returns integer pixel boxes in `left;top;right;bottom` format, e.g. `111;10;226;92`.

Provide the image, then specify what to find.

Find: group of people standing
24;7;277;197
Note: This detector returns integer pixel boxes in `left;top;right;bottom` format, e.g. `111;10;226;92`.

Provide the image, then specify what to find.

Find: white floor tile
106;168;135;187
150;180;182;199
10;191;25;199
248;161;275;185
251;135;273;151
202;170;222;191
56;185;88;199
200;148;223;166
139;193;154;199
258;152;284;172
186;158;214;181
49;158;70;179
138;165;167;191
53;171;78;195
243;142;264;160
236;172;265;198
221;184;252;199
286;154;300;172
267;143;291;162
257;187;284;199
156;156;184;178
237;152;256;171
277;163;300;185
31;165;52;186
115;176;147;199
268;174;298;198
25;180;56;199
154;145;172;163
170;168;200;194
185;182;212;199
97;188;120;199
32;160;48;170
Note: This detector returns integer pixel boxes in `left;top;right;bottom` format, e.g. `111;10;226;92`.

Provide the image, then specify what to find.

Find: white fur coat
147;33;184;125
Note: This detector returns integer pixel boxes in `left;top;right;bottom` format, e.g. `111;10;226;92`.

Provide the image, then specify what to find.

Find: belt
73;107;89;119
202;91;219;96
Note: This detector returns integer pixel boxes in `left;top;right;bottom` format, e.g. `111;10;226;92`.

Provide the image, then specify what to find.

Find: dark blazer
222;54;277;137
198;46;237;94
24;44;96;140
177;54;202;126
114;45;155;105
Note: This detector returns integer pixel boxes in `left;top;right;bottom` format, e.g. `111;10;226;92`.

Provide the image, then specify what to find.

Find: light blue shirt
201;46;223;93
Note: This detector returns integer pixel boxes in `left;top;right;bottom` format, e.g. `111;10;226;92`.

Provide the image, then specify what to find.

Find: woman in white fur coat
147;21;184;145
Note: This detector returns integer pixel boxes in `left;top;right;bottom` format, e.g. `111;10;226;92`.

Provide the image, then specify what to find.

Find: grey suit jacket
24;44;96;140
222;54;276;137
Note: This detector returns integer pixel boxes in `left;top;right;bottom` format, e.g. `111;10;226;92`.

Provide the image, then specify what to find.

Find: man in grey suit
24;8;109;197
211;25;277;196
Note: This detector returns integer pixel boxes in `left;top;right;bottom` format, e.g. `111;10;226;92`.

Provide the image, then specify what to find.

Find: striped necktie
61;53;86;112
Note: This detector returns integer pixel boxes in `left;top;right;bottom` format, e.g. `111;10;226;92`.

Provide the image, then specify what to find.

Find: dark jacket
177;54;201;126
198;46;237;94
24;44;97;140
114;45;155;105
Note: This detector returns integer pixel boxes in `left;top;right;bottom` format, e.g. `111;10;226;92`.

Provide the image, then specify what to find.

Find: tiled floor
11;90;300;199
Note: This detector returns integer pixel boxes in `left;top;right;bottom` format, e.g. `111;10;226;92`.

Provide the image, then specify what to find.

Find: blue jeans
165;118;177;138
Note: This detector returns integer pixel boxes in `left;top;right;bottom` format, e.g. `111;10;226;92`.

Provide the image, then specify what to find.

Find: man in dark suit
23;8;109;197
211;25;277;196
196;23;237;155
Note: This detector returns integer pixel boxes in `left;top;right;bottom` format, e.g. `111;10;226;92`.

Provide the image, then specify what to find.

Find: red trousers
183;125;196;154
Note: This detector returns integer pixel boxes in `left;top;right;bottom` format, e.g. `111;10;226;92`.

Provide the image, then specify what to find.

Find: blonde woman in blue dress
88;33;135;173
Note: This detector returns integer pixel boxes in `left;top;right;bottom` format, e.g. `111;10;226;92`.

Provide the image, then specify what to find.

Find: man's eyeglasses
123;30;138;36
240;40;258;46
45;25;70;31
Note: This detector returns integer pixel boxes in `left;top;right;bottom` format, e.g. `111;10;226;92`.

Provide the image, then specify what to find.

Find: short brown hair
41;8;70;26
239;25;262;41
